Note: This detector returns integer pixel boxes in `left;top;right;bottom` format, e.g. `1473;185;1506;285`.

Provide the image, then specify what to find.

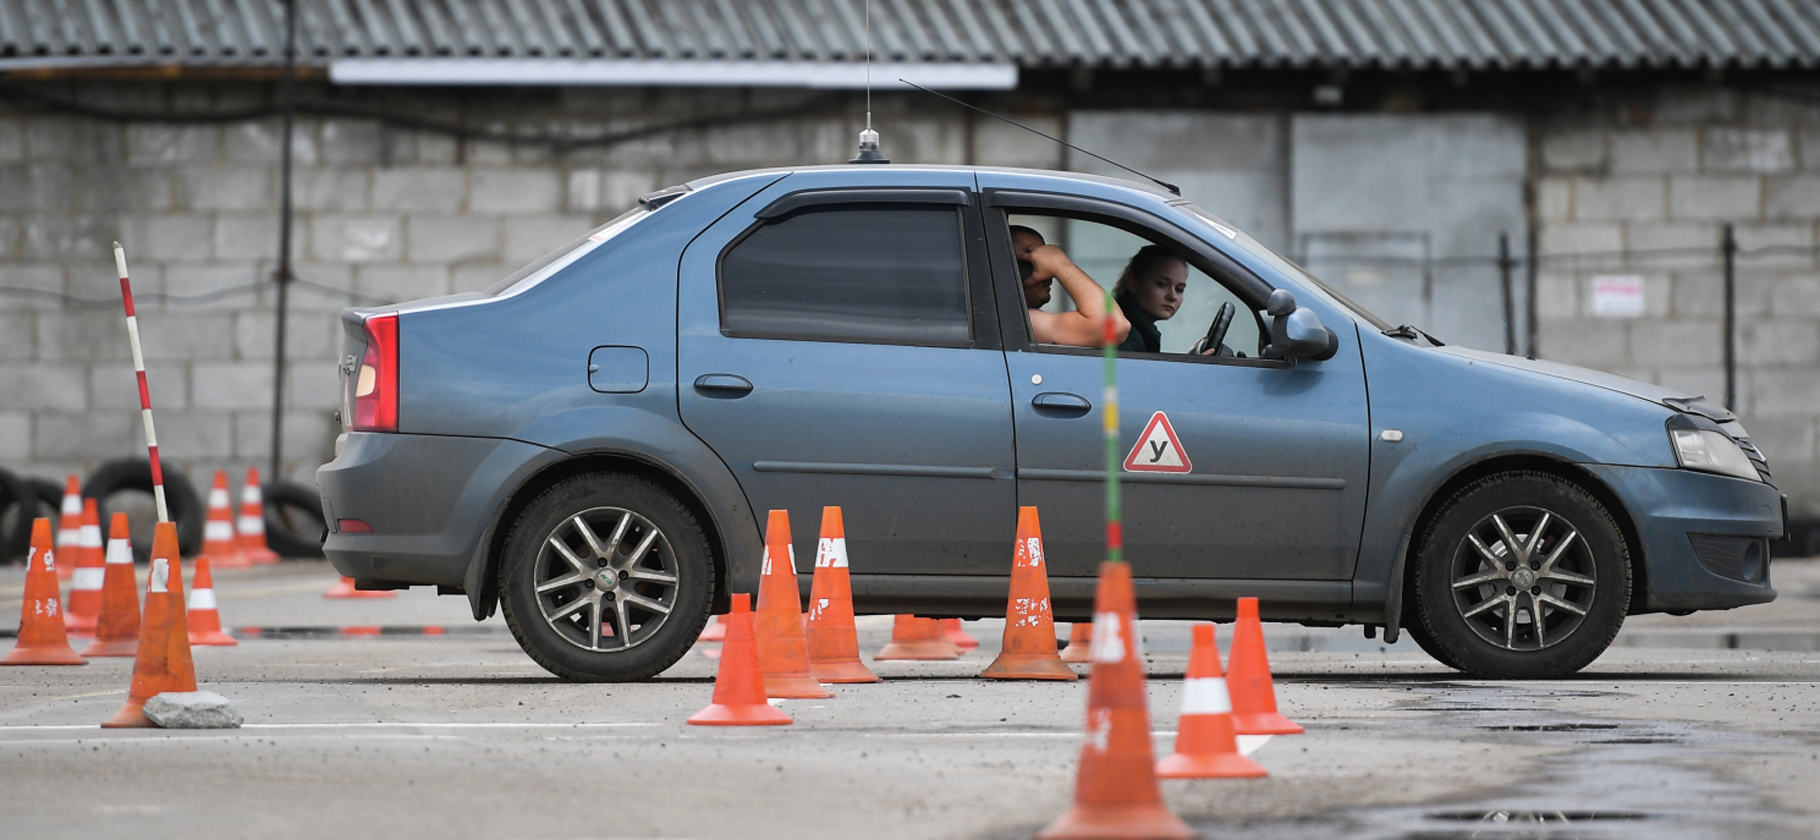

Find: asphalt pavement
0;557;1816;840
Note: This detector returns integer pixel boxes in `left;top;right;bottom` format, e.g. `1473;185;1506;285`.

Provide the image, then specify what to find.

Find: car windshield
486;205;651;297
1179;203;1396;332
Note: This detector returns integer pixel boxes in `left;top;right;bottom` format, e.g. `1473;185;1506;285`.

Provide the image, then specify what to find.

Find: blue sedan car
317;164;1785;681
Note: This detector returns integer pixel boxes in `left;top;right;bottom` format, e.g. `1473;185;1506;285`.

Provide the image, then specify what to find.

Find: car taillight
349;312;398;431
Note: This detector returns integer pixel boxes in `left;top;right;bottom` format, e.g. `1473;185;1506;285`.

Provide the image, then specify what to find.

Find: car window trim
755;187;970;219
715;198;979;349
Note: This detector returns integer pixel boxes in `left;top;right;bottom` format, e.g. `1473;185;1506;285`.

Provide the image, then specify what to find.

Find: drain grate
1427;809;1653;822
1474;722;1620;732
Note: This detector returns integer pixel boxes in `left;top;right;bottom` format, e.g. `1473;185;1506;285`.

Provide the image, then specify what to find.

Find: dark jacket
1116;291;1160;353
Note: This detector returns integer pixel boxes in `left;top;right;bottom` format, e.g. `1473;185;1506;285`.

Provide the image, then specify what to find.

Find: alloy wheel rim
1449;505;1598;652
533;506;680;653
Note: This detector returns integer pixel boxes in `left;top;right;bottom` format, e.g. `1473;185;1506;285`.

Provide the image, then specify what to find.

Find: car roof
684;164;1179;204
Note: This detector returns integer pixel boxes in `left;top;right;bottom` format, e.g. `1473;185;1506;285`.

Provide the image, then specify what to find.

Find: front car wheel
1412;471;1631;679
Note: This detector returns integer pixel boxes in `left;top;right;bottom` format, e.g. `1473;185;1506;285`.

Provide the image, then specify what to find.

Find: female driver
1113;245;1189;353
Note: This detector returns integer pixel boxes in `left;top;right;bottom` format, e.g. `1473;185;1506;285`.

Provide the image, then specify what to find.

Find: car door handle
693;373;753;397
1031;391;1092;415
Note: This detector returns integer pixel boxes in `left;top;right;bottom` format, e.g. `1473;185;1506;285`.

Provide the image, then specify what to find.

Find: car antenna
898;79;1179;196
849;0;888;164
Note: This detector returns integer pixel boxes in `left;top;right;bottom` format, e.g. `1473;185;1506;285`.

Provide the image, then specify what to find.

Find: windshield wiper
1383;324;1445;346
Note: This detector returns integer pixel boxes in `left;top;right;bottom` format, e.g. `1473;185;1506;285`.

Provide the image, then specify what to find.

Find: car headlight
1669;427;1760;481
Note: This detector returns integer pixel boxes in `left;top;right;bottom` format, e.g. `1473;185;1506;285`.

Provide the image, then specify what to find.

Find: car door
983;192;1371;590
677;173;1017;579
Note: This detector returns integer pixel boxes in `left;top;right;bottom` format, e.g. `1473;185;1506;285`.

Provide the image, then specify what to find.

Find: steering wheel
1198;301;1235;356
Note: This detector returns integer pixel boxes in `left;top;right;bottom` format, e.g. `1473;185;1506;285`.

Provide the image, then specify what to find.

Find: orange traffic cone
874;615;960;660
1227;597;1303;736
325;576;396;599
82;513;141;658
688;593;792;726
942;618;979;650
982;506;1076;680
63;499;106;636
187;556;238;646
1060;622;1093;664
1157;623;1266;779
699;616;727;642
1037;561;1194;840
2;519;86;665
804;506;878;684
104;523;197;727
753;510;831;699
202;470;249;568
53;475;81;581
238;468;281;565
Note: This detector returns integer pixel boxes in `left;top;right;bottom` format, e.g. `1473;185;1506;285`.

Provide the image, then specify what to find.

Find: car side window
719;206;971;347
1005;212;1265;358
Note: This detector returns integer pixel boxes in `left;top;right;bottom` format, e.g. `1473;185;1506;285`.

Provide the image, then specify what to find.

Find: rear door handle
693;373;753;397
1031;391;1091;415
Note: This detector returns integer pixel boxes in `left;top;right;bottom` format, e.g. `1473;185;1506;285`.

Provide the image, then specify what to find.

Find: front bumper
316;431;558;588
1586;464;1784;613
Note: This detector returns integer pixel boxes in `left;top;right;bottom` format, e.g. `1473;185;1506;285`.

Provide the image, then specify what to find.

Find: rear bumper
316;431;557;588
1586;464;1784;613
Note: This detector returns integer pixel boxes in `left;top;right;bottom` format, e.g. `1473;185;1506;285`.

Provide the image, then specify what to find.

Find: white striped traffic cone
63;499;106;636
237;468;281;565
187;556;237;646
202;470;250;568
1156;623;1266;778
54;474;81;581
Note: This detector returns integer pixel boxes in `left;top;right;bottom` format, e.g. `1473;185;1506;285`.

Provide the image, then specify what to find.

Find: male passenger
1010;225;1130;347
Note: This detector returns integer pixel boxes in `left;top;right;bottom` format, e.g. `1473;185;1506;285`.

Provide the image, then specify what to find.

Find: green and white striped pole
1102;290;1121;565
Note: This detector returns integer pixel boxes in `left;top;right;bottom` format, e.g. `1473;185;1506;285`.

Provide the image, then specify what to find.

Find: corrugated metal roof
0;0;1816;71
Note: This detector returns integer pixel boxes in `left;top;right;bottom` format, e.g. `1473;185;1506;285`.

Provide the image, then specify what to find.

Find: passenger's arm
1026;245;1130;347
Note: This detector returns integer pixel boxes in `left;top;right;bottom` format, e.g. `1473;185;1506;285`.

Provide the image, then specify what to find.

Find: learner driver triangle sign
1124;411;1192;473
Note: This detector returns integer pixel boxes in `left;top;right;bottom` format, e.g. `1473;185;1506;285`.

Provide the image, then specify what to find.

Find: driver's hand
1025;244;1073;279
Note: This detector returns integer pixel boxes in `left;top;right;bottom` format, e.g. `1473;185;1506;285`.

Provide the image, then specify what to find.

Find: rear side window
719;207;971;346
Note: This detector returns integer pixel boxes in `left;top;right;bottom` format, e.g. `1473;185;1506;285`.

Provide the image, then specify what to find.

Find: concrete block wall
0;82;991;490
1536;86;1820;516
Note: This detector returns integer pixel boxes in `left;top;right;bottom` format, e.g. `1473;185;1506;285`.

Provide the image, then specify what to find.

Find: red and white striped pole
114;242;169;524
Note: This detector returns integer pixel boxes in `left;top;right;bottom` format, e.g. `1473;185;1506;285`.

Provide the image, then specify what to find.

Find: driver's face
1133;260;1188;321
1013;230;1050;308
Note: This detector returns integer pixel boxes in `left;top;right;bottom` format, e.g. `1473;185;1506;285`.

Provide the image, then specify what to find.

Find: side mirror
1264;290;1339;361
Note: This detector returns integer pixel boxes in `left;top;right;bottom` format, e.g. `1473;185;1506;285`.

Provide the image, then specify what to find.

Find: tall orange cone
82;513;141;658
982;506;1075;680
1060;622;1093;664
53;475;81;581
1227;597;1303;736
753;510;832;699
62;499;106;636
202;470;249;568
688;594;792;726
2;519;86;665
1037;561;1195;840
104;522;196;728
942;618;979;650
1156;624;1266;779
237;468;281;565
874;615;960;660
804;507;878;683
186;556;238;646
325;576;397;598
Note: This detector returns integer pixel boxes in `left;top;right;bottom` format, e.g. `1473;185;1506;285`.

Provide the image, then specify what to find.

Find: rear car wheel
498;474;713;682
1412;472;1630;679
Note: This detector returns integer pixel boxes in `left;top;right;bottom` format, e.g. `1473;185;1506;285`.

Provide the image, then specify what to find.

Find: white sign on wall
1590;275;1646;318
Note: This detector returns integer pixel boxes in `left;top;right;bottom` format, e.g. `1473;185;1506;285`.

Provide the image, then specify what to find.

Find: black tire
498;474;713;682
262;480;326;558
1394;613;1463;669
0;467;36;563
85;459;205;564
1411;471;1630;679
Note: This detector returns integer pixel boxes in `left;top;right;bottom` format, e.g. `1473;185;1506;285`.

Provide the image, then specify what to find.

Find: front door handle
1031;391;1092;415
693;373;754;397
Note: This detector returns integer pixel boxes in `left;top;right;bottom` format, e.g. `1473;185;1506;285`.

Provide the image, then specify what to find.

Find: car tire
1411;471;1630;679
498;474;713;682
1394;613;1463;669
0;467;36;563
85;459;205;564
262;480;326;558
